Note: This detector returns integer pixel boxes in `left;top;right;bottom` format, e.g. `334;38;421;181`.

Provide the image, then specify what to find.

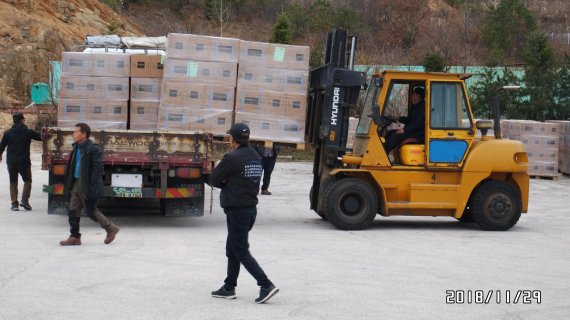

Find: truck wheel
471;180;521;231
310;185;327;220
324;178;378;230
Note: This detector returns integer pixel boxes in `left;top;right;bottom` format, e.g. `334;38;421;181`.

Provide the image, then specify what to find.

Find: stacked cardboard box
502;120;562;177
159;34;238;134
234;41;309;143
548;121;570;174
59;52;130;129
130;53;164;130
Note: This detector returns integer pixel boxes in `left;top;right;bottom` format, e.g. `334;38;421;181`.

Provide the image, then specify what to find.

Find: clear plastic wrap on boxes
234;112;305;143
158;105;232;135
206;86;235;110
130;100;159;130
528;161;558;177
161;82;207;107
62;52;92;76
235;87;306;117
237;65;308;94
131;78;162;101
91;53;131;77
57;98;128;130
164;59;237;86
166;33;240;62
59;76;129;100
239;40;310;70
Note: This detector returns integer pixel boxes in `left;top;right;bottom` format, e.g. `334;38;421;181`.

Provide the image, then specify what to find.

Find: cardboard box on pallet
130;100;159;130
59;76;102;99
104;100;129;129
166;33;240;62
235;89;265;113
161;82;206;107
528;161;558;177
239;40;310;70
91;53;130;77
205;86;235;110
237;65;308;94
58;98;86;125
150;55;164;78
234;112;305;143
130;55;152;78
102;77;130;100
285;93;307;117
187;108;232;134
264;91;287;116
131;78;162;101
210;109;232;135
164;59;237;86
62;52;92;76
158;105;191;131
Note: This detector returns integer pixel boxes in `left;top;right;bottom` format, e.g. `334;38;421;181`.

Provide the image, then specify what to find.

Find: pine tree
270;12;292;44
422;52;447;72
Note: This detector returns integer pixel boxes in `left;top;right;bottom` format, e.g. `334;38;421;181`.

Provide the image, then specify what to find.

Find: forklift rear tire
324;178;378;230
471;180;521;231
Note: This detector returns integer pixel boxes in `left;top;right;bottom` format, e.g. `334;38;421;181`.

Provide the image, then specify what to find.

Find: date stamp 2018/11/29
446;290;541;304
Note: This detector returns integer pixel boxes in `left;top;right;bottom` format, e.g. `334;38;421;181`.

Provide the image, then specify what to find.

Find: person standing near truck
209;123;279;304
254;144;279;195
0;112;42;211
59;123;120;246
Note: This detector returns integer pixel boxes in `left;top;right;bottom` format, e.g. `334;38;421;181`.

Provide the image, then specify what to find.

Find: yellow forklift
305;30;529;231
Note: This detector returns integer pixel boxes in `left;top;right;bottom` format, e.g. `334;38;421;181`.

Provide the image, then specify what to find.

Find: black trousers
260;155;277;191
223;206;272;289
384;131;417;154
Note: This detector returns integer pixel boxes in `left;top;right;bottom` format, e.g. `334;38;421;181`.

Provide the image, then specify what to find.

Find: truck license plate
112;187;143;198
112;174;142;188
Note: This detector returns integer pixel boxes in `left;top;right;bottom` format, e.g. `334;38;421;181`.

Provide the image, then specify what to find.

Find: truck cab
306;30;529;231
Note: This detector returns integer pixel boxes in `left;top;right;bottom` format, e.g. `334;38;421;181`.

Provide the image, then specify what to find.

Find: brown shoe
60;236;81;246
104;224;120;244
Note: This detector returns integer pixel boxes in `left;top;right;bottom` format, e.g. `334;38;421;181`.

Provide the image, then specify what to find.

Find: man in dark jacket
254;144;279;195
383;86;426;154
0;112;42;211
209;123;279;304
59;123;120;246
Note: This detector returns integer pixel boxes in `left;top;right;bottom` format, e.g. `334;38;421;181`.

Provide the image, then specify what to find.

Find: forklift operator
383;86;426;154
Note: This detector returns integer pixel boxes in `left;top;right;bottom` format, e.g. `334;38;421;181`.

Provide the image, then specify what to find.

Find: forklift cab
358;71;475;168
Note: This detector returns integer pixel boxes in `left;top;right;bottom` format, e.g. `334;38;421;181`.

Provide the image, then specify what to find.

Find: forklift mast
306;29;365;159
305;29;365;212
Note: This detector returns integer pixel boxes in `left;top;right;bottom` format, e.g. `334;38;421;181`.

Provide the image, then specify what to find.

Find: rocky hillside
0;0;142;106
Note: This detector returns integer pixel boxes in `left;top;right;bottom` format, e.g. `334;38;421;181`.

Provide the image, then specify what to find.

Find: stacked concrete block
159;33;238;134
235;40;309;143
59;52;131;129
503;120;562;177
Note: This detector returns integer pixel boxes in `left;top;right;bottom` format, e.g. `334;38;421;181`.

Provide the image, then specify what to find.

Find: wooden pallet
250;139;306;150
530;175;559;181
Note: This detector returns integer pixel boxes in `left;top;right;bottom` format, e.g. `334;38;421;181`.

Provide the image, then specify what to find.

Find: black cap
227;123;250;139
13;112;25;123
413;86;425;99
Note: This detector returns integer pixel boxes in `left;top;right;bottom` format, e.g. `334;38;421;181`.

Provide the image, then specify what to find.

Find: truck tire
471;180;521;231
324;178;378;230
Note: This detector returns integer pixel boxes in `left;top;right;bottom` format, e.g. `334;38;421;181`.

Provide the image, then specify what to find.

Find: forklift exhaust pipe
493;86;521;139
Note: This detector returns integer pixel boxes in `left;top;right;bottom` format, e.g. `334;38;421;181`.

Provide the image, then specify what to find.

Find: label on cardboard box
187;62;198;77
273;47;285;62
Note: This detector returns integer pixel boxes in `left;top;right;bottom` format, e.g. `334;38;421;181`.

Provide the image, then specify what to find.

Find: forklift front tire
324;178;378;230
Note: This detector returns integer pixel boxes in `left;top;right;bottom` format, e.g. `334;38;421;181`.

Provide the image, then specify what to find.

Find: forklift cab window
356;76;381;135
430;82;472;129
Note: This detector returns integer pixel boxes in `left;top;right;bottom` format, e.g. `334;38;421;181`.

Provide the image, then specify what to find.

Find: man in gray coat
59;123;120;246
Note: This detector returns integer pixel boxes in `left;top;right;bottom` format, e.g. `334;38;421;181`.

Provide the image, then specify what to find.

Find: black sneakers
11;202;19;211
20;201;32;211
211;286;236;299
260;189;272;195
255;284;279;304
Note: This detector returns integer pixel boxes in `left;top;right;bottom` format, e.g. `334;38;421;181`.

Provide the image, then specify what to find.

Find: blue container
31;82;51;104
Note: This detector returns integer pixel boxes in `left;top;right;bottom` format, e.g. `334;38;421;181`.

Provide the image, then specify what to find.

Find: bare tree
212;0;232;37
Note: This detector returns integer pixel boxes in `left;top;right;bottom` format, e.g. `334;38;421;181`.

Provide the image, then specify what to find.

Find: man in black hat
209;123;279;304
383;86;426;155
0;112;42;211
